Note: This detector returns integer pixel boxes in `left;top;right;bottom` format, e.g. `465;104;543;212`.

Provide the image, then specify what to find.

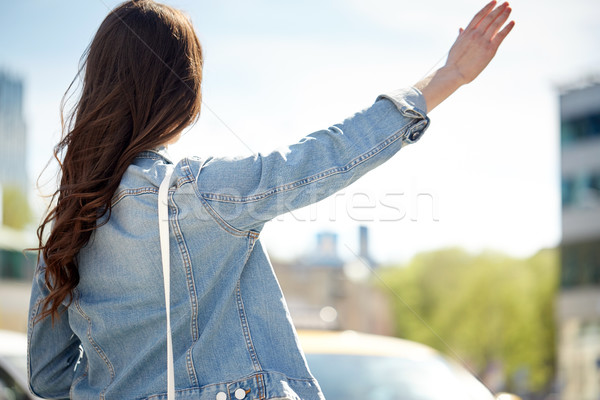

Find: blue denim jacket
27;88;429;400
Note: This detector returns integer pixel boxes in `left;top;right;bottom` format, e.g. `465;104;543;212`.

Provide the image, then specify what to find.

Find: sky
1;0;599;264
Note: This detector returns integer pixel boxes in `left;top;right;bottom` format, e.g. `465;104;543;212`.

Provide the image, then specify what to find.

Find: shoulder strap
158;166;175;400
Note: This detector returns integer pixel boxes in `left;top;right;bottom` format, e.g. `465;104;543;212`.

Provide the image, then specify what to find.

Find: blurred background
0;0;599;399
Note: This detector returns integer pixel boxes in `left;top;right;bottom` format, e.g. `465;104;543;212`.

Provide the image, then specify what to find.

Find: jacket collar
136;146;173;164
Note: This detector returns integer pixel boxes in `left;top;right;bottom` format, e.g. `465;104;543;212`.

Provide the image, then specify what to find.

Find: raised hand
415;1;515;112
447;1;515;85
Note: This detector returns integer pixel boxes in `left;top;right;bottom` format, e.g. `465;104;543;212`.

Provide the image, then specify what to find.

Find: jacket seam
236;279;263;372
182;158;257;238
135;150;165;161
111;176;193;207
169;190;199;386
197;187;259;239
27;296;43;397
112;187;157;207
185;348;197;389
198;120;415;204
200;196;247;237
257;373;265;400
72;288;115;400
142;373;318;400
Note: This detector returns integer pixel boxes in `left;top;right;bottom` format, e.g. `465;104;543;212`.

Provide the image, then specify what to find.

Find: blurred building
557;80;600;400
272;226;394;335
0;70;28;193
0;70;33;333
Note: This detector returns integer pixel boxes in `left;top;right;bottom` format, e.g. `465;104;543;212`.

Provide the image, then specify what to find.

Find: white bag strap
158;166;175;400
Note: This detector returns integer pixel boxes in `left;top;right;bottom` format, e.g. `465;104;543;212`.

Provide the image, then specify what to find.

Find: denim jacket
27;88;429;400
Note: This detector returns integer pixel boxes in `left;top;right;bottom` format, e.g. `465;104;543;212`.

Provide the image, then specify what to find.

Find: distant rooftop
557;74;600;96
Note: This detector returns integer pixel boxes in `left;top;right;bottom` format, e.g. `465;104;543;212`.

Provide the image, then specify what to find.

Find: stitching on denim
26;295;43;394
143;372;317;400
180;158;195;181
27;296;42;330
258;374;266;400
136;151;163;160
197;195;250;237
170;190;199;340
176;175;194;187
255;375;261;400
184;158;260;239
112;187;157;207
188;172;244;236
245;235;258;265
199;120;416;204
143;376;232;399
111;175;193;207
276;376;317;383
72;289;115;400
268;398;309;400
185;348;198;388
235;280;262;372
180;157;193;175
145;384;223;400
267;398;297;400
169;190;199;386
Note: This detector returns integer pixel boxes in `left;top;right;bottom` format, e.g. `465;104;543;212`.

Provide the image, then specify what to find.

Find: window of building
561;112;600;146
589;174;600;193
562;178;576;207
562;171;600;208
561;239;600;288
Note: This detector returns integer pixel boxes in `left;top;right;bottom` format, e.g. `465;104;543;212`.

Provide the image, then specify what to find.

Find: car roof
0;329;27;357
297;330;440;361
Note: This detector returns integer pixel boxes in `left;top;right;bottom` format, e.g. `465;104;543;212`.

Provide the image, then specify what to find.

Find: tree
1;184;32;230
379;247;558;394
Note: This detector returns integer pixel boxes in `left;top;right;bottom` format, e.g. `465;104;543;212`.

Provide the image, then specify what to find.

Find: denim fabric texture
27;87;429;400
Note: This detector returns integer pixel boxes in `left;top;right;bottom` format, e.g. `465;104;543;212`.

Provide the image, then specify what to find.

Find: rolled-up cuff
376;87;430;144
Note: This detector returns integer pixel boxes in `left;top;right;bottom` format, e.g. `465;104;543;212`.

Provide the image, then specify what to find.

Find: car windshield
306;353;494;400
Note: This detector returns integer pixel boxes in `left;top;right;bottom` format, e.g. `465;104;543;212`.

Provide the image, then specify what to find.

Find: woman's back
71;150;321;399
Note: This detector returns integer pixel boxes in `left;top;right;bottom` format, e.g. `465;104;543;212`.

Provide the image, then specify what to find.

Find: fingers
464;1;497;32
482;3;511;36
492;20;515;46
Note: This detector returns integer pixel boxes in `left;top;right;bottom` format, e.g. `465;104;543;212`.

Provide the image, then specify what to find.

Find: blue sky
2;0;599;263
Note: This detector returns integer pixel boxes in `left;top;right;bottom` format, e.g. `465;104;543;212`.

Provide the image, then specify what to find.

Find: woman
28;1;513;399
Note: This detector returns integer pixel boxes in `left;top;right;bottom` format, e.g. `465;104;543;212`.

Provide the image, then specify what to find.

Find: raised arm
416;1;515;112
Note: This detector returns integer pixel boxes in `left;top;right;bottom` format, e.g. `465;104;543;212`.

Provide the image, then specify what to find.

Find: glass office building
0;70;28;193
557;81;600;400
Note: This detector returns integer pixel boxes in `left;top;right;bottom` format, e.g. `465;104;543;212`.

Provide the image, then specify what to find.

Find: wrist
414;66;465;112
437;64;467;89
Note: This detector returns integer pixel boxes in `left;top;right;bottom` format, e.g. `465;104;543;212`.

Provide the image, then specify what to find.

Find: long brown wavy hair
35;0;203;322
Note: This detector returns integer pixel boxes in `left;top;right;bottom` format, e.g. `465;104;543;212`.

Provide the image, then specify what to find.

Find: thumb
459;27;464;35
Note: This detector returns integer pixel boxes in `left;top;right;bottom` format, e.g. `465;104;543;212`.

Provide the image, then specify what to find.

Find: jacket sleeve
27;259;83;399
187;87;430;232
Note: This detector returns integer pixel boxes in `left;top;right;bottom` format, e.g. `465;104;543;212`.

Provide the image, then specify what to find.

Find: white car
0;329;41;400
298;330;521;400
4;327;520;400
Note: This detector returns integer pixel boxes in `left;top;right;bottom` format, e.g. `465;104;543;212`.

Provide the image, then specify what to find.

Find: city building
0;70;34;333
557;80;600;400
0;70;28;193
272;225;393;335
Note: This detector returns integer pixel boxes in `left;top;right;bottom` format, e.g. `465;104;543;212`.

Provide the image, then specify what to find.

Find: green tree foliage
1;185;32;230
379;247;558;393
